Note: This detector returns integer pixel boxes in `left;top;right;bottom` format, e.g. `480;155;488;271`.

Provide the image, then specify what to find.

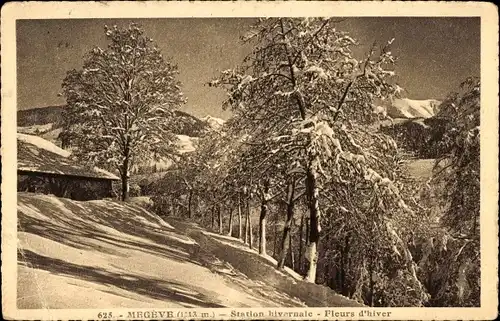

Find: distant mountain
18;105;212;138
17;105;65;127
17;105;219;176
381;98;442;119
170;110;209;137
201;115;225;130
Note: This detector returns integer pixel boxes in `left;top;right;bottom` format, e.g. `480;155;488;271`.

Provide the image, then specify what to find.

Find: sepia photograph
1;1;498;320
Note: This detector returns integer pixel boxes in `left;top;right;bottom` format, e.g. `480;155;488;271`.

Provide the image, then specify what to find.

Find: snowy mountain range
201;115;225;130
383;98;442;119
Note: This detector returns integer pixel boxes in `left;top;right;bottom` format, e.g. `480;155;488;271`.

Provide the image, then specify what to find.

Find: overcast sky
17;17;480;119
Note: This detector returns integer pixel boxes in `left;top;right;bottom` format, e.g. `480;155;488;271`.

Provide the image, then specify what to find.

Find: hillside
17;193;362;308
17;105;218;174
18;105;218;138
17;105;65;127
380;116;449;159
376;97;448;159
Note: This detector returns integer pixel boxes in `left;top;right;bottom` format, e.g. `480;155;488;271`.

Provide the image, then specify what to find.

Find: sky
16;17;480;119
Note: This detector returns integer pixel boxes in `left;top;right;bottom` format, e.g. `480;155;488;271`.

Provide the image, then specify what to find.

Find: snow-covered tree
60;23;186;201
209;18;414;285
424;77;481;306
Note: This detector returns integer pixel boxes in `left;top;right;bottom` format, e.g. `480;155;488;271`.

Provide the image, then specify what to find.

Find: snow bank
17;133;70;157
194;229;363;308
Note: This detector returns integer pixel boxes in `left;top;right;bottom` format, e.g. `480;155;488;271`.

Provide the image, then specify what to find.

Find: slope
17;193;361;309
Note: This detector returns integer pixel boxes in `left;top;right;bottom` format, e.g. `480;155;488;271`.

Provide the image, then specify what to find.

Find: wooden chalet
17;133;120;201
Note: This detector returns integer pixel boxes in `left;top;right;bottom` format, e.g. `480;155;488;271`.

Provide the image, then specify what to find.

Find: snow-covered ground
19;193;362;308
169;219;363;308
17;123;54;135
201;231;304;281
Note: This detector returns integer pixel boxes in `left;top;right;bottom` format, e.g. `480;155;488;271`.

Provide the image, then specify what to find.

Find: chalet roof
17;133;120;181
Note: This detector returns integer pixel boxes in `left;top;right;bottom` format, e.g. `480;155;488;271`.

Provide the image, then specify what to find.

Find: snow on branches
207;17;426;303
60;23;186;200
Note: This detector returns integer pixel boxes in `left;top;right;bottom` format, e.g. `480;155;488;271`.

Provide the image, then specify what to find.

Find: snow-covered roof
17;133;120;180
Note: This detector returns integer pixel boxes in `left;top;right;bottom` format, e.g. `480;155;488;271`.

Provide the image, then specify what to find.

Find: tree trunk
305;217;310;245
218;205;223;234
258;203;268;255
188;189;193;219
211;206;215;229
121;148;130;201
305;167;321;283
121;173;129;201
247;197;253;249
258;181;270;255
194;194;199;218
299;213;304;273
228;207;234;236
289;229;295;270
238;193;243;239
244;200;249;244
278;181;295;269
273;208;278;257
